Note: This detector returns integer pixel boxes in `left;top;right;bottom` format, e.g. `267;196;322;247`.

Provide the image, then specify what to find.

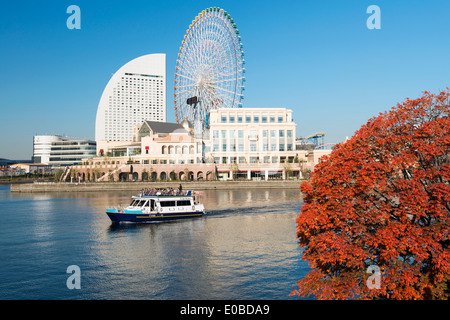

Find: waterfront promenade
10;180;302;193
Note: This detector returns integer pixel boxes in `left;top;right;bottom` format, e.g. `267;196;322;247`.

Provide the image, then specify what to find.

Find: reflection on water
0;185;308;300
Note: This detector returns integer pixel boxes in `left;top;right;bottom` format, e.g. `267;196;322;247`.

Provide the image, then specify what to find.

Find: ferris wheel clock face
174;7;246;133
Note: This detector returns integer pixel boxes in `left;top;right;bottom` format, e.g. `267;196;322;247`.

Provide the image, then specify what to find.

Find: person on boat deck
179;184;182;193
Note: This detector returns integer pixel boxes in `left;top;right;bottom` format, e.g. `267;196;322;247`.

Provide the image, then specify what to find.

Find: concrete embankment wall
10;180;302;192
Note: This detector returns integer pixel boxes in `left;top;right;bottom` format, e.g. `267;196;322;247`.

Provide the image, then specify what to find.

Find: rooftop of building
209;107;293;112
143;121;188;134
13;163;50;167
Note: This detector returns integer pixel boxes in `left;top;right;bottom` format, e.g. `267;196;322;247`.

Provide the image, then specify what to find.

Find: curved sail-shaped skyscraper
95;54;166;142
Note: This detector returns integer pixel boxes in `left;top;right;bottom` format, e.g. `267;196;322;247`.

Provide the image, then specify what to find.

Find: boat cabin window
131;200;147;207
177;200;191;206
148;200;155;210
159;200;192;207
160;200;176;207
140;200;147;207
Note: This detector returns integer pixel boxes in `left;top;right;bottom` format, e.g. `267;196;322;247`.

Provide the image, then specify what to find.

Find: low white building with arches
72;108;330;182
95;119;205;167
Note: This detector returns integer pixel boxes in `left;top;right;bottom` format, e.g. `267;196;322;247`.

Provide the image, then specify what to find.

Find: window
271;144;277;151
250;143;257;152
221;130;227;139
253;116;259;123
238;130;244;139
279;130;285;137
229;116;235;123
213;144;219;152
279;144;285;151
270;116;275;123
278;116;284;123
287;144;293;151
262;116;267;123
245;116;251;123
221;116;227;123
160;201;176;207
177;200;191;206
222;144;227;152
238;144;244;152
238;116;243;123
213;130;219;139
287;130;293;138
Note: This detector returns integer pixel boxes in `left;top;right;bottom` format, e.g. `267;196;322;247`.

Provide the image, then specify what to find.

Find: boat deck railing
138;188;193;197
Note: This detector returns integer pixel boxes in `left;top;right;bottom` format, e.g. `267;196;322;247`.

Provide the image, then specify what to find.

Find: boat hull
106;209;204;223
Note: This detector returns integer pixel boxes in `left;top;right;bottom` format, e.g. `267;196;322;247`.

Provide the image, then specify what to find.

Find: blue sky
1;0;449;159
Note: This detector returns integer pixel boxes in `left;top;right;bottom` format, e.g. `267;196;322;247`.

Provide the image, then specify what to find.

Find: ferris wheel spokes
174;7;245;128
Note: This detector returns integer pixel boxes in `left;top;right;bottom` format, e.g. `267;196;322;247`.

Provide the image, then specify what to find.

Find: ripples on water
0;185;309;300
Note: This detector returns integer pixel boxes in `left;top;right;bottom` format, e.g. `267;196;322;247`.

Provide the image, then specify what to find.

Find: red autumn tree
292;89;450;299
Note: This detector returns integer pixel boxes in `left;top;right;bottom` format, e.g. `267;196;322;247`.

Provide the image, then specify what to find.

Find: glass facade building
33;135;96;166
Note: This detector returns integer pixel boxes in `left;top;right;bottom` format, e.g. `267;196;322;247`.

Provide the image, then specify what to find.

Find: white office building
208;108;297;165
95;53;166;142
33;135;96;166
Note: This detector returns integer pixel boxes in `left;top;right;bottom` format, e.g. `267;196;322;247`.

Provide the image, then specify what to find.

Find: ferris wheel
174;7;246;135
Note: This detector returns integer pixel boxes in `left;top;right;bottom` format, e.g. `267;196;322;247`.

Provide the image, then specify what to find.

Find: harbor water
0;184;309;300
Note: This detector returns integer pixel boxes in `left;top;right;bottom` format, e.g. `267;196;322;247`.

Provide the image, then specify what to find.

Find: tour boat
106;189;206;223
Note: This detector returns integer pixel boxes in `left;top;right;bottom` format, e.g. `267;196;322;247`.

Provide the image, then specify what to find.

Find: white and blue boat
106;189;206;223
